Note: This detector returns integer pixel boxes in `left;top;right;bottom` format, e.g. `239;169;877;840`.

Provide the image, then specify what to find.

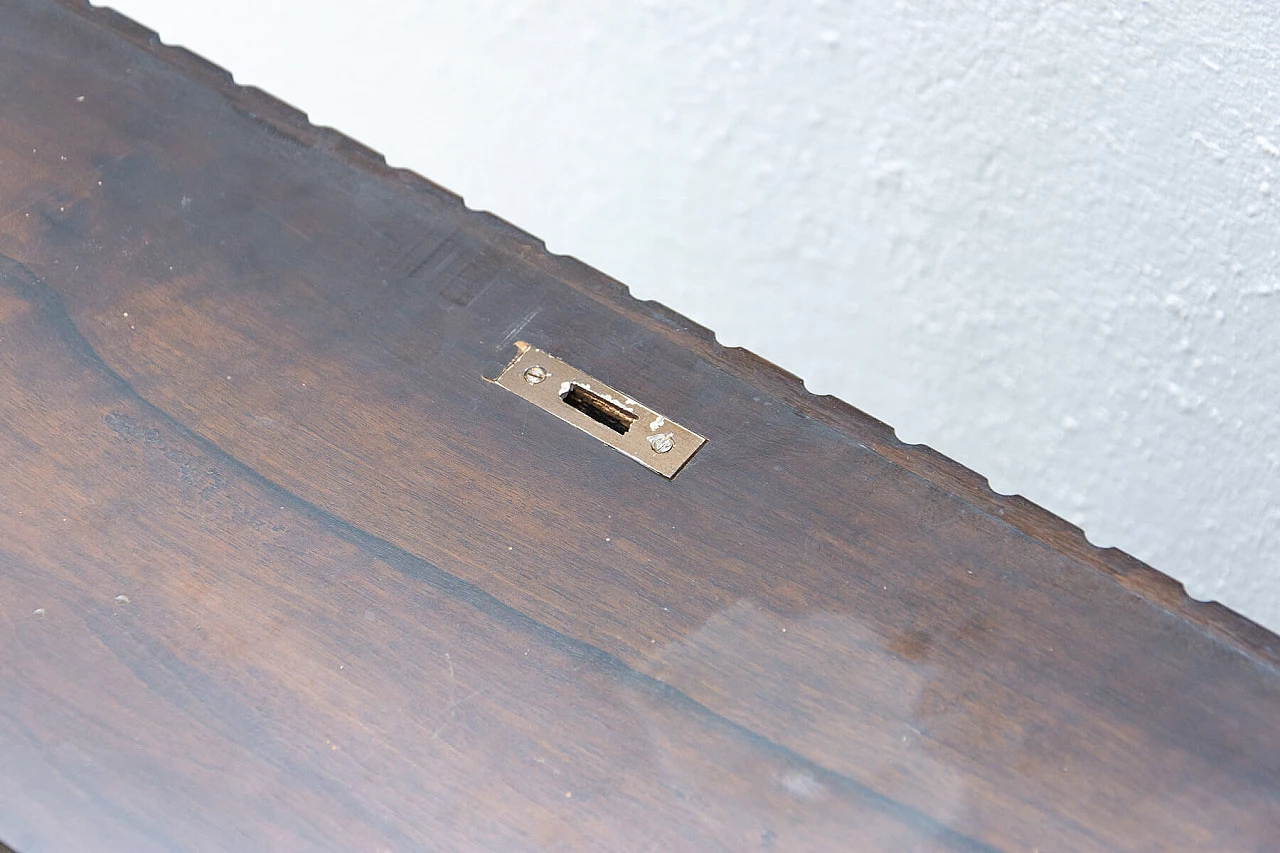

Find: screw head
648;433;675;454
523;365;549;385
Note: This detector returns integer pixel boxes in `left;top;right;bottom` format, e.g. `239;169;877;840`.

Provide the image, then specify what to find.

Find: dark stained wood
1;2;1278;851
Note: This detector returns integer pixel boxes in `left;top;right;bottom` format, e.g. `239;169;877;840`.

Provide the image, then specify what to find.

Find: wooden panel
1;256;972;852
1;2;1277;851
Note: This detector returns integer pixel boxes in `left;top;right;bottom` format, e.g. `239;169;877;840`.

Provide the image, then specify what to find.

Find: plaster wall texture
104;0;1280;631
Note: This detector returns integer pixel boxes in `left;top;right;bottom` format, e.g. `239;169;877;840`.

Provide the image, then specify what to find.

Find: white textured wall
103;0;1280;631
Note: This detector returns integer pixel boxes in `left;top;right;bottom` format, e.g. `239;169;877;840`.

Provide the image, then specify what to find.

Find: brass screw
524;365;549;385
648;433;675;454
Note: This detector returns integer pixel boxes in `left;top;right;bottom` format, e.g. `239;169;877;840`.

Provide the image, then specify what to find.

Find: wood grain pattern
1;2;1278;851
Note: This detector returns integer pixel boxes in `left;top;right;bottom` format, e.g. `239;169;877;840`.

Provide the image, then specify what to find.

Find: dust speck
780;769;827;802
114;595;130;605
32;608;46;617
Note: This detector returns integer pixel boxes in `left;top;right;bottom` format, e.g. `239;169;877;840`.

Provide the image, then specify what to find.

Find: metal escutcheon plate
489;342;706;479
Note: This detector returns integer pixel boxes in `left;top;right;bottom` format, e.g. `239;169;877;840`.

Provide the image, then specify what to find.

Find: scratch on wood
499;307;541;351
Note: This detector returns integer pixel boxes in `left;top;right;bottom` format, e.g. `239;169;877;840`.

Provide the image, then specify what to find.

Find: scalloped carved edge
64;0;1280;671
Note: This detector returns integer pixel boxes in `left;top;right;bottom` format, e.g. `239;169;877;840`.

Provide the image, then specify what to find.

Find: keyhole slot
560;383;637;435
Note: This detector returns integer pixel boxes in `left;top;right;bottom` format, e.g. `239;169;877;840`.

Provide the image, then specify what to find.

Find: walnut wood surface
1;2;1278;851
